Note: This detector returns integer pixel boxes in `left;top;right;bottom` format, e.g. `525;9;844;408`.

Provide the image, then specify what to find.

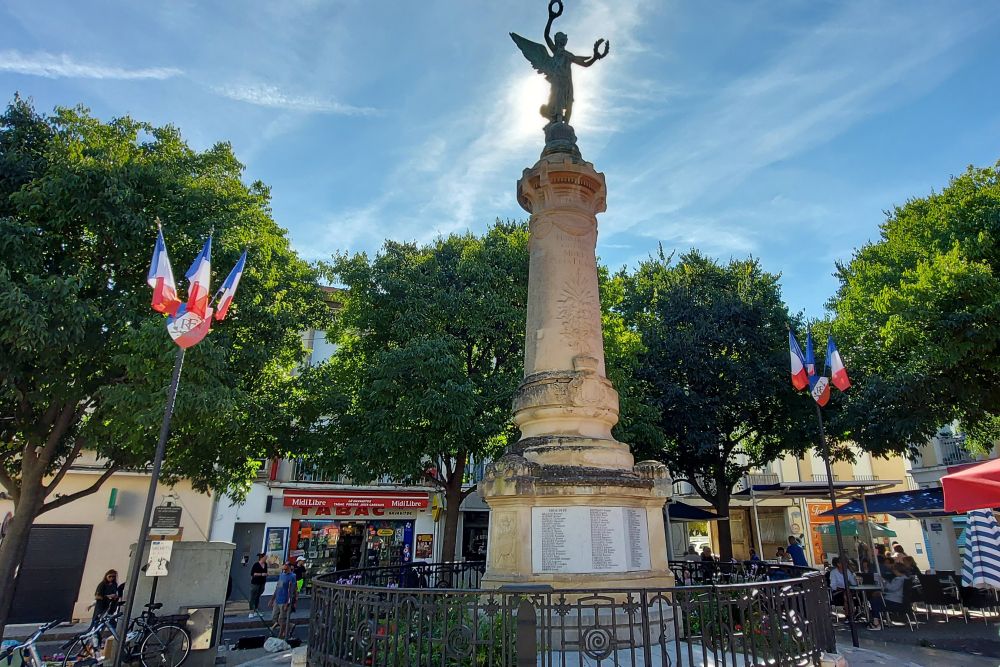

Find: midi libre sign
282;490;429;513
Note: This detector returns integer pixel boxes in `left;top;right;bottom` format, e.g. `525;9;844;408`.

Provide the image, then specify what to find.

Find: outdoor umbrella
942;458;1000;512
815;518;896;538
962;509;1000;589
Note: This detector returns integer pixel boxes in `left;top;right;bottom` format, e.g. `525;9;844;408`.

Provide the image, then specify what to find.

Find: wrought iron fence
309;562;835;667
668;560;820;586
329;561;488;590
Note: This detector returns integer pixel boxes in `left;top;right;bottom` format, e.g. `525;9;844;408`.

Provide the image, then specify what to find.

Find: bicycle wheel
61;637;100;667
138;624;190;667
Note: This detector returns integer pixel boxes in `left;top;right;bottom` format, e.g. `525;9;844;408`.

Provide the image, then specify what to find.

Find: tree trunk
0;484;45;634
713;495;734;561
440;479;463;564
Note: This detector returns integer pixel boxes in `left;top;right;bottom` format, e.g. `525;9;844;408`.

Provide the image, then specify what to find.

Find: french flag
805;330;818;380
147;228;181;316
214;250;247;321
826;335;851;391
185;236;212;318
789;331;808;390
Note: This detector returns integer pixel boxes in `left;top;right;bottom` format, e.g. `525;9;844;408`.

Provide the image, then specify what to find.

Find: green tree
616;250;812;560
830;161;1000;454
299;222;529;562
0;98;329;630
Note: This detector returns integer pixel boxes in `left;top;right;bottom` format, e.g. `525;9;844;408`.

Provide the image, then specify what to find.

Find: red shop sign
282;490;429;510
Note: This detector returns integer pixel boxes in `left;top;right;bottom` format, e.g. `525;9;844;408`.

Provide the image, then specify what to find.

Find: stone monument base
479;455;674;591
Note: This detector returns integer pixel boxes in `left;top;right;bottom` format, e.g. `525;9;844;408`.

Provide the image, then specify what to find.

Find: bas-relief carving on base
490;511;518;571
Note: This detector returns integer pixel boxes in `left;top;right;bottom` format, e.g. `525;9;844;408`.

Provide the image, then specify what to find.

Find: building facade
0;451;214;624
669;446;928;569
908;424;1000;573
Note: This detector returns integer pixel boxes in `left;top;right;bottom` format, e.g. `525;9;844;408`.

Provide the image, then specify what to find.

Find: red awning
942;458;1000;512
282;489;429;509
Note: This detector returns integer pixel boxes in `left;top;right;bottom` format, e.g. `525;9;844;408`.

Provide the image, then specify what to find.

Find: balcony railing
291;460;400;485
737;472;779;491
940;434;975;466
811;474;839;482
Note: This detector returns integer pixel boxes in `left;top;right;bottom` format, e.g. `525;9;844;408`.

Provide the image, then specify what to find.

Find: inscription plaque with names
531;506;651;574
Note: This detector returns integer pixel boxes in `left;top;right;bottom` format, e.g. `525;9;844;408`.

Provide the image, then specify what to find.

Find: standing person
786;536;808;567
294;557;307;593
249;553;267;618
271;563;297;639
92;570;120;624
748;548;760;562
774;546;790;562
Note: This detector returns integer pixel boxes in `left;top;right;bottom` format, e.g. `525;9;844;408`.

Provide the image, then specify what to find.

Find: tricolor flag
826;335;851;391
805;330;818;380
214;250;247;321
789;331;808;390
147;228;182;316
185;236;212;318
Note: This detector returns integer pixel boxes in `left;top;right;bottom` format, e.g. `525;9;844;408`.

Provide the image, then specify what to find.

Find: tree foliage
299;221;529;561
615;250;813;558
0;97;328;629
830;161;1000;454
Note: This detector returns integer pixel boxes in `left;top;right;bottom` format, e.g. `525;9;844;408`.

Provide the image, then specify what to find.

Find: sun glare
507;74;549;142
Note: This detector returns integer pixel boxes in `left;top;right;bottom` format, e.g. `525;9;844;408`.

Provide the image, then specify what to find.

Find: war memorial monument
308;3;836;664
479;0;674;591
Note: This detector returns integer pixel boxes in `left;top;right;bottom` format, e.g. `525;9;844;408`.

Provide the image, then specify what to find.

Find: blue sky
3;0;999;316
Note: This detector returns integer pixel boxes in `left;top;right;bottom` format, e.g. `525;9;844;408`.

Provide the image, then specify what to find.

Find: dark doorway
336;523;365;570
462;511;489;561
10;525;92;623
228;522;265;602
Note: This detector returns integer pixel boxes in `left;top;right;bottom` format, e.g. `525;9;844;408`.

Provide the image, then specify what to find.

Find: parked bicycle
1;619;62;667
60;601;190;667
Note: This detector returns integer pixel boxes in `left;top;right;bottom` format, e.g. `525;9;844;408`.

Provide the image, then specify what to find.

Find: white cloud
602;3;988;248
0;50;181;79
213;83;379;116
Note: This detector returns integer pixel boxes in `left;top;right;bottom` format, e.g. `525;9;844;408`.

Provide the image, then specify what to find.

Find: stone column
480;126;673;590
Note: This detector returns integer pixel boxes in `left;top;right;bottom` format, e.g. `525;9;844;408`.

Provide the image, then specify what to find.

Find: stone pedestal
481;126;673;589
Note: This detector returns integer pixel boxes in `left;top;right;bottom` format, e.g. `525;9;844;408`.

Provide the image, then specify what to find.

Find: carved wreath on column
556;270;601;355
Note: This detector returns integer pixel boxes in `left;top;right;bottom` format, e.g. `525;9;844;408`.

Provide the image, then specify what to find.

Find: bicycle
1;619;62;667
60;602;190;667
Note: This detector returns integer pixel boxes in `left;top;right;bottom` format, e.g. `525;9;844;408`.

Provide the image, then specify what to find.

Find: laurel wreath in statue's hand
593;38;610;60
548;0;563;20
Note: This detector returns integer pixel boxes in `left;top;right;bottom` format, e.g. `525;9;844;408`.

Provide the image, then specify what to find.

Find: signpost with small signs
151;505;182;536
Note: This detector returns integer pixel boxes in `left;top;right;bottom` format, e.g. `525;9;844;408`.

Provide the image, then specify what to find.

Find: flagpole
114;346;186;667
815;402;860;648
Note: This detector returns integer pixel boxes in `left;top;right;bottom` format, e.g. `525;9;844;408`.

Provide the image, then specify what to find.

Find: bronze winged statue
510;0;609;125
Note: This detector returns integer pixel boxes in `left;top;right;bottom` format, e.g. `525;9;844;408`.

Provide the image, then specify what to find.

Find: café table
851;583;884;623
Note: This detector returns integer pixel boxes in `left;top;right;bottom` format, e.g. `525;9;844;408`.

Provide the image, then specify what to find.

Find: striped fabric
962;509;1000;589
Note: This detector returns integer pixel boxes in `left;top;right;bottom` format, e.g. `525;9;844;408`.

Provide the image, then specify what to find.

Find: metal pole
861;493;879;578
815;403;859;648
114;346;186;667
799;497;815;567
664;505;675;561
750;482;764;559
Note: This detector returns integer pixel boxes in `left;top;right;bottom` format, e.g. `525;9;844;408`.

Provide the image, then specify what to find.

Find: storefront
283;489;432;578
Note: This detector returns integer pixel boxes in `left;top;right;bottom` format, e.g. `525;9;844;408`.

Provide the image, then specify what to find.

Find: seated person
882;563;912;614
829;557;858;607
899;556;920;576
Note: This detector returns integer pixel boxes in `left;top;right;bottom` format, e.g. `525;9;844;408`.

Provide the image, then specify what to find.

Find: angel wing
510;32;554;77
